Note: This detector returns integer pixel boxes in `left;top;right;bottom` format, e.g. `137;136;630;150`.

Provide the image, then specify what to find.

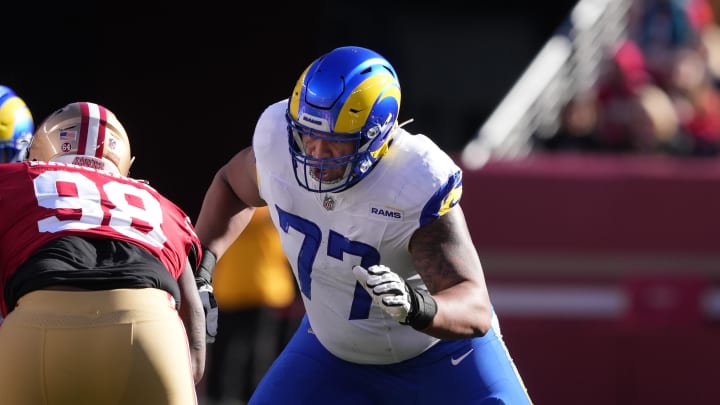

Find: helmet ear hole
287;46;401;193
367;125;381;139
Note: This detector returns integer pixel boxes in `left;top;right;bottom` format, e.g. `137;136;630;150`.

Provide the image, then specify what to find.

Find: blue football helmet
286;46;401;193
0;85;34;163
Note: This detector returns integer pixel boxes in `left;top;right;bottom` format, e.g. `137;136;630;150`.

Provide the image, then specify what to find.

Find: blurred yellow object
212;206;295;309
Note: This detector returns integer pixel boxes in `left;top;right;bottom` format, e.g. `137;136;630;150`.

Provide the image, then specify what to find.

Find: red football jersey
0;161;201;315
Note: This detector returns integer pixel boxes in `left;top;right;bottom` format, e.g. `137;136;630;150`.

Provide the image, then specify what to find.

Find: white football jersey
253;100;463;364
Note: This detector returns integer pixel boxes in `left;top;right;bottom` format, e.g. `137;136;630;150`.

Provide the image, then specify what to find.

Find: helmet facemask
0;132;32;163
287;113;362;193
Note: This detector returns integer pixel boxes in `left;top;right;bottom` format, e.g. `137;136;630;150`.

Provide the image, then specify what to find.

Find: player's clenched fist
196;279;218;343
352;264;437;330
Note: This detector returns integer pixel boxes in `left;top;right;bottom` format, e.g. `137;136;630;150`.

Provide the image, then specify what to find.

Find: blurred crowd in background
534;0;720;157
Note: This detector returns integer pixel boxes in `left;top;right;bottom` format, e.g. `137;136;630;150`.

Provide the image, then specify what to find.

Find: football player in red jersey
0;102;206;405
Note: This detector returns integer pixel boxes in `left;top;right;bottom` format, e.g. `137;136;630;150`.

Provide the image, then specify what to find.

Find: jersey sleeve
252;99;291;202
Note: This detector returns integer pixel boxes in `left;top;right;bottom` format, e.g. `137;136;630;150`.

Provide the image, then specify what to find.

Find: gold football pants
0;288;197;405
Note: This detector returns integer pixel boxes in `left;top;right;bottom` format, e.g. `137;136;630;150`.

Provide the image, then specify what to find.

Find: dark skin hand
178;259;206;383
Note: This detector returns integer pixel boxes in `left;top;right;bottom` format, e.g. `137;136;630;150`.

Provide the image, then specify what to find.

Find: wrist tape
402;287;437;330
196;246;217;285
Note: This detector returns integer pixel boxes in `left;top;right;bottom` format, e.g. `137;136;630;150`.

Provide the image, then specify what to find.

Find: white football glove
197;278;218;343
353;264;412;322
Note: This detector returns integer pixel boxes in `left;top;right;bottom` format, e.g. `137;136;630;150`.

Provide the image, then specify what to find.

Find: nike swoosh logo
450;348;474;366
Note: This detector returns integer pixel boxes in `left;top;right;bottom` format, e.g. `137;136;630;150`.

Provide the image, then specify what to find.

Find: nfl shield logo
322;195;335;211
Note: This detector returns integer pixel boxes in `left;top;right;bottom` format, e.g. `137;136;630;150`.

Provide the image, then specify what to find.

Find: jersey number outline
276;205;380;320
33;170;168;248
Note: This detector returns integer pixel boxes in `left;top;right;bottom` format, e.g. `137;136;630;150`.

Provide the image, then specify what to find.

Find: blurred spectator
682;0;720;85
532;0;720;157
201;206;302;405
633;83;681;153
665;46;720;155
593;38;678;152
633;0;704;89
533;90;601;152
537;37;681;155
699;20;720;85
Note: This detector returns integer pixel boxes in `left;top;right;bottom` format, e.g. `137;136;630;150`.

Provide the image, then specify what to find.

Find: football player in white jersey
195;46;533;404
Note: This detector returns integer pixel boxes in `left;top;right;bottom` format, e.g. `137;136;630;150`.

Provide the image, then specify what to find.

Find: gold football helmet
28;102;134;176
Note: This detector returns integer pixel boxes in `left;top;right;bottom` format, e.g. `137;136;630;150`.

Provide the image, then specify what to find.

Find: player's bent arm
195;146;264;260
178;259;207;383
409;204;493;339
